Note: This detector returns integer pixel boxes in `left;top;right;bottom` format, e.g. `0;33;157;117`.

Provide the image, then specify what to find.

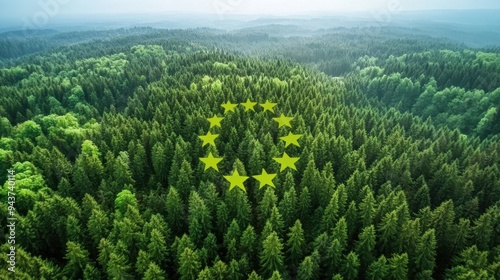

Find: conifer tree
367;255;389;280
415;229;437;277
166;187;185;235
179;248;201;280
287;220;306;266
355;225;376;272
147;229;168;266
342;251;360;280
143;262;166;280
260;231;284;278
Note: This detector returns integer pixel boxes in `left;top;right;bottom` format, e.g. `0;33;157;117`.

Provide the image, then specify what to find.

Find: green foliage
114;189;137;215
260;231;284;277
179;248;201;280
2;27;499;279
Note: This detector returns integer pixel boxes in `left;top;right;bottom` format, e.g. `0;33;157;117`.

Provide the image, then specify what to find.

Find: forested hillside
0;27;499;279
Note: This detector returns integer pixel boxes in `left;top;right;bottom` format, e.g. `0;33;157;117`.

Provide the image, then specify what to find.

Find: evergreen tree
179;248;201;280
188;191;212;246
287;220;306;266
355;225;376;272
63;241;90;279
107;251;132;280
147;229;168;266
342;251;360;280
367;255;389;280
166;187;185;235
212;260;228;280
415;229;437;277
260;231;284;278
143;262;166;280
73;140;104;199
388;253;409;280
298;254;319;280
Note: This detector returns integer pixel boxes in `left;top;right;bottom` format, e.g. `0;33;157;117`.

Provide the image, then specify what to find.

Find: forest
0;26;499;279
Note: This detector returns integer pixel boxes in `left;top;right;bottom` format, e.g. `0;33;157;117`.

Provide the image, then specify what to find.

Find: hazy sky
2;0;500;21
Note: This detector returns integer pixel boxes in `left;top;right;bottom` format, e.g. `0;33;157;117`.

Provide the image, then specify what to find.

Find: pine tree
131;142;147;190
173;234;195;266
143;262;166;280
201;233;218;266
73;140;104;199
188;191;212;246
147;228;168;266
83;264;101;280
358;186;376;228
247;270;263;280
98;238;113;270
355;225;376;272
344;201;358;242
260;231;284;278
388;253;408;280
166;187;185;236
88;208;110;246
367;255;389;280
298;187;312;229
197;267;213;280
112;151;135;190
269;270;283;280
212;260;228;280
279;186;298;230
177;160;195;202
321;191;340;232
228;259;242;280
287;220;306;266
152;142;168;185
415;229;437;277
63;241;90;279
135;249;150;276
258;188;278;228
342;251;360;280
241;225;257;262
297;255;318;280
179;248;201;280
269;206;285;238
107;251;132;280
379;210;399;255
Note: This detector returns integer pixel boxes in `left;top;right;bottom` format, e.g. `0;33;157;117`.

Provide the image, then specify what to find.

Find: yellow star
260;100;277;113
199;152;223;171
241;99;257;112
198;131;219;147
221;101;237;114
273;152;300;171
224;169;249;192
273;114;294;128
207;114;224;128
280;132;303;147
253;169;277;189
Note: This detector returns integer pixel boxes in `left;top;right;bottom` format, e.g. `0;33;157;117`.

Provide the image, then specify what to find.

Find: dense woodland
0;27;500;279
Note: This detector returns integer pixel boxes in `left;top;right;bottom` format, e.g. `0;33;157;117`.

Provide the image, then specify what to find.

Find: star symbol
273;152;300;171
221;101;237;114
199;152;223;171
273;114;294;128
260;100;277;113
280;132;303;147
207;114;224;129
241;99;257;112
224;169;249;192
198;132;219;147
253;169;277;189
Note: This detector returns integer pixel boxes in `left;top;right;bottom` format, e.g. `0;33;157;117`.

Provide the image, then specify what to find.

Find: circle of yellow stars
198;99;303;192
